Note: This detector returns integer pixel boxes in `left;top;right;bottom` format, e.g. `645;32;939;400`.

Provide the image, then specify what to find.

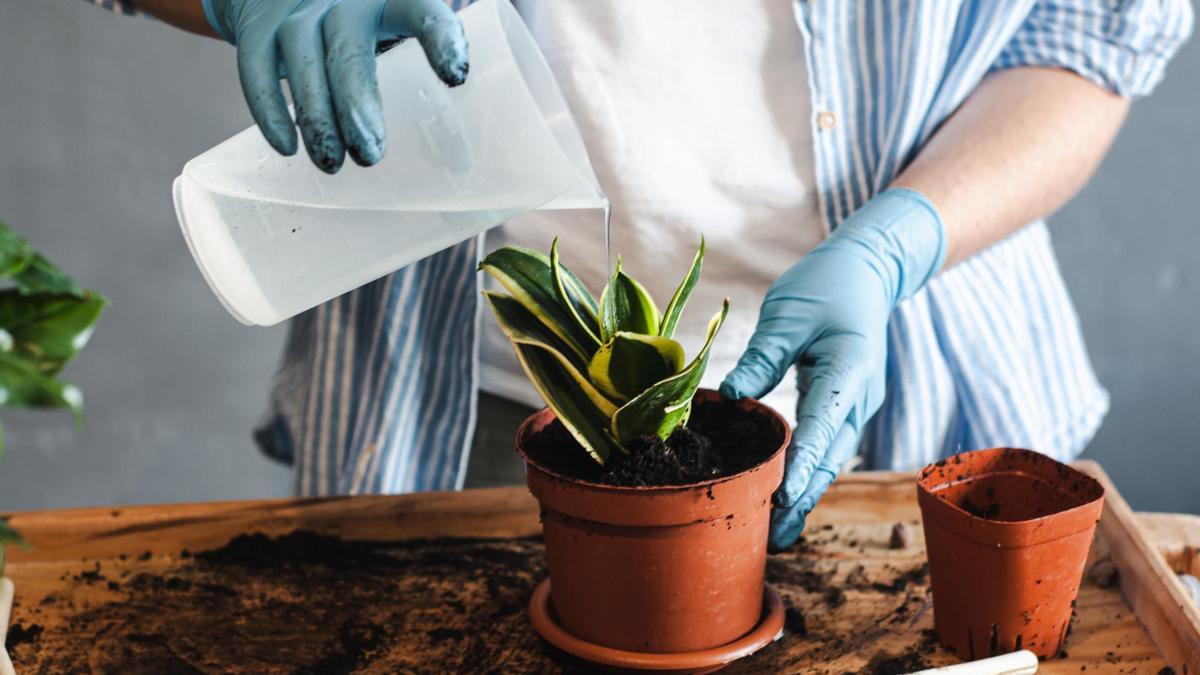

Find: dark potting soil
9;531;552;673
959;494;1003;520
4;623;42;648
9;524;950;673
862;646;934;675
526;397;778;487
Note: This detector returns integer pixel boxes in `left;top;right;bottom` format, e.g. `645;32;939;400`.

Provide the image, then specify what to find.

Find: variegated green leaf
484;292;619;419
611;299;729;444
484;291;585;373
512;343;622;463
550;238;601;347
588;332;684;403
659;236;705;338
479;247;598;362
484;291;621;463
599;257;660;342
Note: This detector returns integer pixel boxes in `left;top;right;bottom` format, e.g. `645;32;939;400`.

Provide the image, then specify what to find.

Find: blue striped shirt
96;0;1192;495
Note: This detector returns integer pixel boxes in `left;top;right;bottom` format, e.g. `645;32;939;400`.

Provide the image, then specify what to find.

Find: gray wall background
0;2;1196;514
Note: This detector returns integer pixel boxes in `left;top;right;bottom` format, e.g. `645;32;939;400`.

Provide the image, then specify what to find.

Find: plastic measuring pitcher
172;0;602;326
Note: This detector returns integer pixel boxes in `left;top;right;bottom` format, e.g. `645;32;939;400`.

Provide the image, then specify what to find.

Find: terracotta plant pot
916;448;1105;659
517;389;789;656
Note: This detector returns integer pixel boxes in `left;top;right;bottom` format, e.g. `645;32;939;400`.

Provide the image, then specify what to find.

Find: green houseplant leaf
513;343;622;463
483;291;594;380
0;219;107;566
0;350;83;416
0;519;29;549
550;238;601;347
0;290;106;375
599;258;660;342
588;332;684;403
482;237;725;466
659;236;705;338
484;292;620;462
480;246;600;362
0;517;31;577
611;299;729;444
13;254;85;298
0;223;34;280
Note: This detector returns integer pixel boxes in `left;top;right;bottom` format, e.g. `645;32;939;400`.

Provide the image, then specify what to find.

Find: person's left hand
720;188;947;551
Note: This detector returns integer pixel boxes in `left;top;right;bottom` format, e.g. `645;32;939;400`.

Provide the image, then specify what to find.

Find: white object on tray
0;577;14;675
909;649;1038;675
1180;574;1200;606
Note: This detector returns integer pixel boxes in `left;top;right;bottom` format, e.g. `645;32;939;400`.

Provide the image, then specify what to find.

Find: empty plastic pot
917;448;1105;659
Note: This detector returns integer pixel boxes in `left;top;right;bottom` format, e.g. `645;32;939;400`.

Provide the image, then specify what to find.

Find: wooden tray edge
0;488;544;562
1075;460;1200;672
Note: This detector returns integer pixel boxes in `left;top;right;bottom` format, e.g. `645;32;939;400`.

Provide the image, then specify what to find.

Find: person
90;0;1191;550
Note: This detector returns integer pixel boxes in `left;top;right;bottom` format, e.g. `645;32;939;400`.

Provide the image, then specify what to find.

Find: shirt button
817;110;838;131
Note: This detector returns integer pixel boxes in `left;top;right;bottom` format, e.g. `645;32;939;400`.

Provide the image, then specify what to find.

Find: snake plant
480;237;727;464
0;219;107;573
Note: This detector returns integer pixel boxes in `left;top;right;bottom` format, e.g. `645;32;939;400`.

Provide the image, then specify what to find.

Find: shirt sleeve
990;0;1194;97
84;0;143;16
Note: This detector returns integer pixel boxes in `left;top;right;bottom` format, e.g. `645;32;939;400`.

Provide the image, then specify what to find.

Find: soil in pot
524;396;779;486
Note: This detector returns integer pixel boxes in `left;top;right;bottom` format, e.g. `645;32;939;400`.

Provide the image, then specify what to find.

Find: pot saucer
528;580;784;674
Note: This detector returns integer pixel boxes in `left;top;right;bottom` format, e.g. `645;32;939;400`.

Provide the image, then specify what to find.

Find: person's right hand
202;0;469;173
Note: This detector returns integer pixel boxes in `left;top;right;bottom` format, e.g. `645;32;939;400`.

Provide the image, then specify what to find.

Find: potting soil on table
6;523;1136;674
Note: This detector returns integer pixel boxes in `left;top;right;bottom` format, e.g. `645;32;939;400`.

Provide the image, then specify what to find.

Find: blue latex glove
202;0;469;173
720;188;947;552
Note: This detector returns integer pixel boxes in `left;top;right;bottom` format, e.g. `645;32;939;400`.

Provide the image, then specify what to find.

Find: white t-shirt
481;0;824;418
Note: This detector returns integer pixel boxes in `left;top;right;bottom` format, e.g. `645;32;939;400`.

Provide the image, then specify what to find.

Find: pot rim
916;447;1103;526
515;388;791;495
916;447;1105;548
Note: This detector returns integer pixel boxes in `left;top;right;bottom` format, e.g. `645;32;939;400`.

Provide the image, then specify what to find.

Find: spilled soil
526;398;779;487
9;533;552;673
6;525;948;674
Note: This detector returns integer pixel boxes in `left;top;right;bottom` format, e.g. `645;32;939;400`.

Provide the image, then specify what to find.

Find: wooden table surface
1;468;1195;673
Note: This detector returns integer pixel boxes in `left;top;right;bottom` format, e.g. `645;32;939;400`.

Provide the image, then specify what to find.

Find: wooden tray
1077;462;1200;673
0;461;1193;673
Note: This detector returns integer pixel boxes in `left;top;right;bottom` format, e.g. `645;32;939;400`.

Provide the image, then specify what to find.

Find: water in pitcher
177;165;610;326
